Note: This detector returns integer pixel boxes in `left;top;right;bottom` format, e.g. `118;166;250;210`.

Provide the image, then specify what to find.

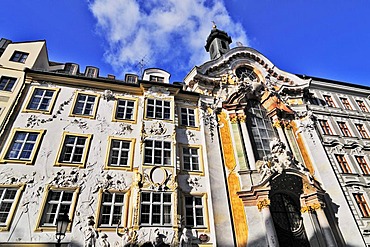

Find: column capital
301;202;325;213
257;198;270;211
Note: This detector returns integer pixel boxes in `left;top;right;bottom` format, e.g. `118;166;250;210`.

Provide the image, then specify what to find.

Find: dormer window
64;63;79;75
10;51;28;63
149;75;164;83
85;67;99;78
125;74;138;84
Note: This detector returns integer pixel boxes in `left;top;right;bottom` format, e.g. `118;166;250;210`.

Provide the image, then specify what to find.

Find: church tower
204;23;232;60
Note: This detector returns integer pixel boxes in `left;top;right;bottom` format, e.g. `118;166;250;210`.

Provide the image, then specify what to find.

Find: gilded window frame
142;139;173;167
112;96;139;124
105;136;136;171
94;188;130;231
179;144;204;176
0;184;25;231
55;132;92;168
0;128;45;165
35;185;79;232
69;91;100;119
182;192;210;232
143;97;174;122
22;86;60;114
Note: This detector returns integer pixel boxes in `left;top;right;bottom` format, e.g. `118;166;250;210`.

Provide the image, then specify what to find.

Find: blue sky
1;0;370;85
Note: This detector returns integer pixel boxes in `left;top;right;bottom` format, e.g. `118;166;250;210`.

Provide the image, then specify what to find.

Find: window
340;98;352;110
357;100;369;113
149;75;164;83
146;99;171;120
106;137;135;169
335;154;352;173
10;51;28;63
0;76;16;91
140;192;171;225
114;98;136;121
0;186;23;231
144;140;171;166
337;122;352;137
356;124;369;139
356;156;370;175
180;107;196;127
1;129;45;164
125;74;138;84
56;133;92;167
71;92;99;118
246;101;276;160
185;195;205;227
318;120;333;135
25;87;59;113
182;146;201;172
98;191;126;227
354;193;370;217
324;95;336;107
37;187;78;230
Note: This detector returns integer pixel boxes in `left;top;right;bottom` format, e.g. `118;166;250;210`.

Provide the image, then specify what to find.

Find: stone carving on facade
93;171;128;193
25;94;74;128
135;229;173;247
295;110;315;139
351;146;364;155
84;216;99;247
256;199;270;211
103;90;115;101
257;138;313;184
185;129;198;143
143;121;168;137
179;228;200;247
138;168;177;191
63;118;89;130
99;233;110;247
200;102;216;141
115;123;134;136
49;168;88;188
145;86;171;97
116;226;138;247
187;177;202;191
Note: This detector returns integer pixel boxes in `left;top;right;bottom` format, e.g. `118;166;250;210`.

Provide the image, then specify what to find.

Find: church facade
0;27;368;246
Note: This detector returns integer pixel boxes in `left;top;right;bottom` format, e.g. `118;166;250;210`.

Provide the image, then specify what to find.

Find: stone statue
179;228;200;247
84;216;98;247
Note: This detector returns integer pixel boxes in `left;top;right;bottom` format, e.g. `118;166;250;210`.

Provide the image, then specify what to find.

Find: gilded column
257;199;279;247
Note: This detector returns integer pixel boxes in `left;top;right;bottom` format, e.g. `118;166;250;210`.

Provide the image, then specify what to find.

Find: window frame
0;76;17;92
112;96;138;123
337;121;352;137
355;124;369;139
323;95;336;107
105;136;135;171
353;193;370;218
356;100;369;113
355;156;370;175
35;185;79;231
95;189;130;230
144;98;172;121
23;86;60;114
139;191;172;226
0;184;24;231
143;139;172;166
9;51;29;63
179;106;198;128
335;154;352;174
55;132;92;168
340;97;353;110
183;193;209;231
318;119;333;135
69;91;100;119
180;144;204;175
0;128;45;165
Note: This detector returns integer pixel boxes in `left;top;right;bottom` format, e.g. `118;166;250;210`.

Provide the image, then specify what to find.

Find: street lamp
55;213;70;247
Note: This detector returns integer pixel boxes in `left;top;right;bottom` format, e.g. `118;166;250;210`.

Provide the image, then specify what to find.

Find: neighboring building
0;26;369;247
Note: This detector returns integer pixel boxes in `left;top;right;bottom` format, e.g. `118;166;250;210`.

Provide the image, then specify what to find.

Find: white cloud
89;0;248;81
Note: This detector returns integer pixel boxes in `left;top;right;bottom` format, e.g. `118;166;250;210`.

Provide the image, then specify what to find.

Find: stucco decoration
145;86;171;97
185;130;198;143
25;94;74;128
140;168;177;191
115;123;134;136
102;90;115;101
99;233;110;247
116;226;138;247
179;228;200;247
84;216;99;247
136;228;174;246
257;138;313;184
200;102;216;141
143;121;168;137
63;118;89;130
49;168;88;188
92;171;128;193
187;177;202;191
295;110;315;139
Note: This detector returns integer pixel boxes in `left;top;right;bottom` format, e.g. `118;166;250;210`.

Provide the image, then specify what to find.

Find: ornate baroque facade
0;27;369;246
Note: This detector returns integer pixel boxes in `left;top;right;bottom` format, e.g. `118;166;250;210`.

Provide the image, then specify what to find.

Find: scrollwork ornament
257;199;270;211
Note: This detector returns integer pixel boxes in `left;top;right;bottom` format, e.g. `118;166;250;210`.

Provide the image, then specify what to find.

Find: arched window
245;100;276;160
